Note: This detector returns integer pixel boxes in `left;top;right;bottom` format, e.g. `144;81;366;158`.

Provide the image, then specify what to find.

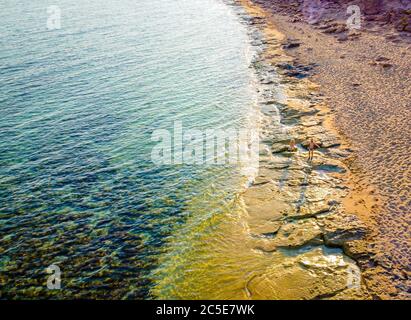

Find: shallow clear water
0;0;257;298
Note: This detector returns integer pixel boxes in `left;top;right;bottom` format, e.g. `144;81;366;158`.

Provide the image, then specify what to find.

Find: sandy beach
234;0;410;299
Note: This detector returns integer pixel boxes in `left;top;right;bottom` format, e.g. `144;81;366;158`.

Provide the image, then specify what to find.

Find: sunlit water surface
0;0;259;298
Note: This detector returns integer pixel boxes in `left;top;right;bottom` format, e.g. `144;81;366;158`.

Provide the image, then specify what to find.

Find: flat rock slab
257;218;323;251
280;99;318;119
247;247;368;300
287;201;331;219
249;220;283;238
343;240;372;260
271;142;289;153
321;214;368;247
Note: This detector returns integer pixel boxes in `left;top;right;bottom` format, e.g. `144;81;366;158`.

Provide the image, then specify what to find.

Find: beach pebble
283;41;301;49
337;34;348;42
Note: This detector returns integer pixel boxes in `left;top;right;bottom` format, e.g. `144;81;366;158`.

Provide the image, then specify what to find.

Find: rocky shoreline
226;0;381;299
232;0;411;300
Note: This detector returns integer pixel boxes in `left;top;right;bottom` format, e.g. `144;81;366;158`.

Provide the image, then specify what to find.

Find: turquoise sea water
0;0;256;298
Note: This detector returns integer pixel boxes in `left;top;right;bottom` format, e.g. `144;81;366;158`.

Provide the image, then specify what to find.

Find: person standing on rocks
289;139;297;152
307;138;320;161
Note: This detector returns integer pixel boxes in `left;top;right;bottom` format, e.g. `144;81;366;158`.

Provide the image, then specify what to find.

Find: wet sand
234;0;410;299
